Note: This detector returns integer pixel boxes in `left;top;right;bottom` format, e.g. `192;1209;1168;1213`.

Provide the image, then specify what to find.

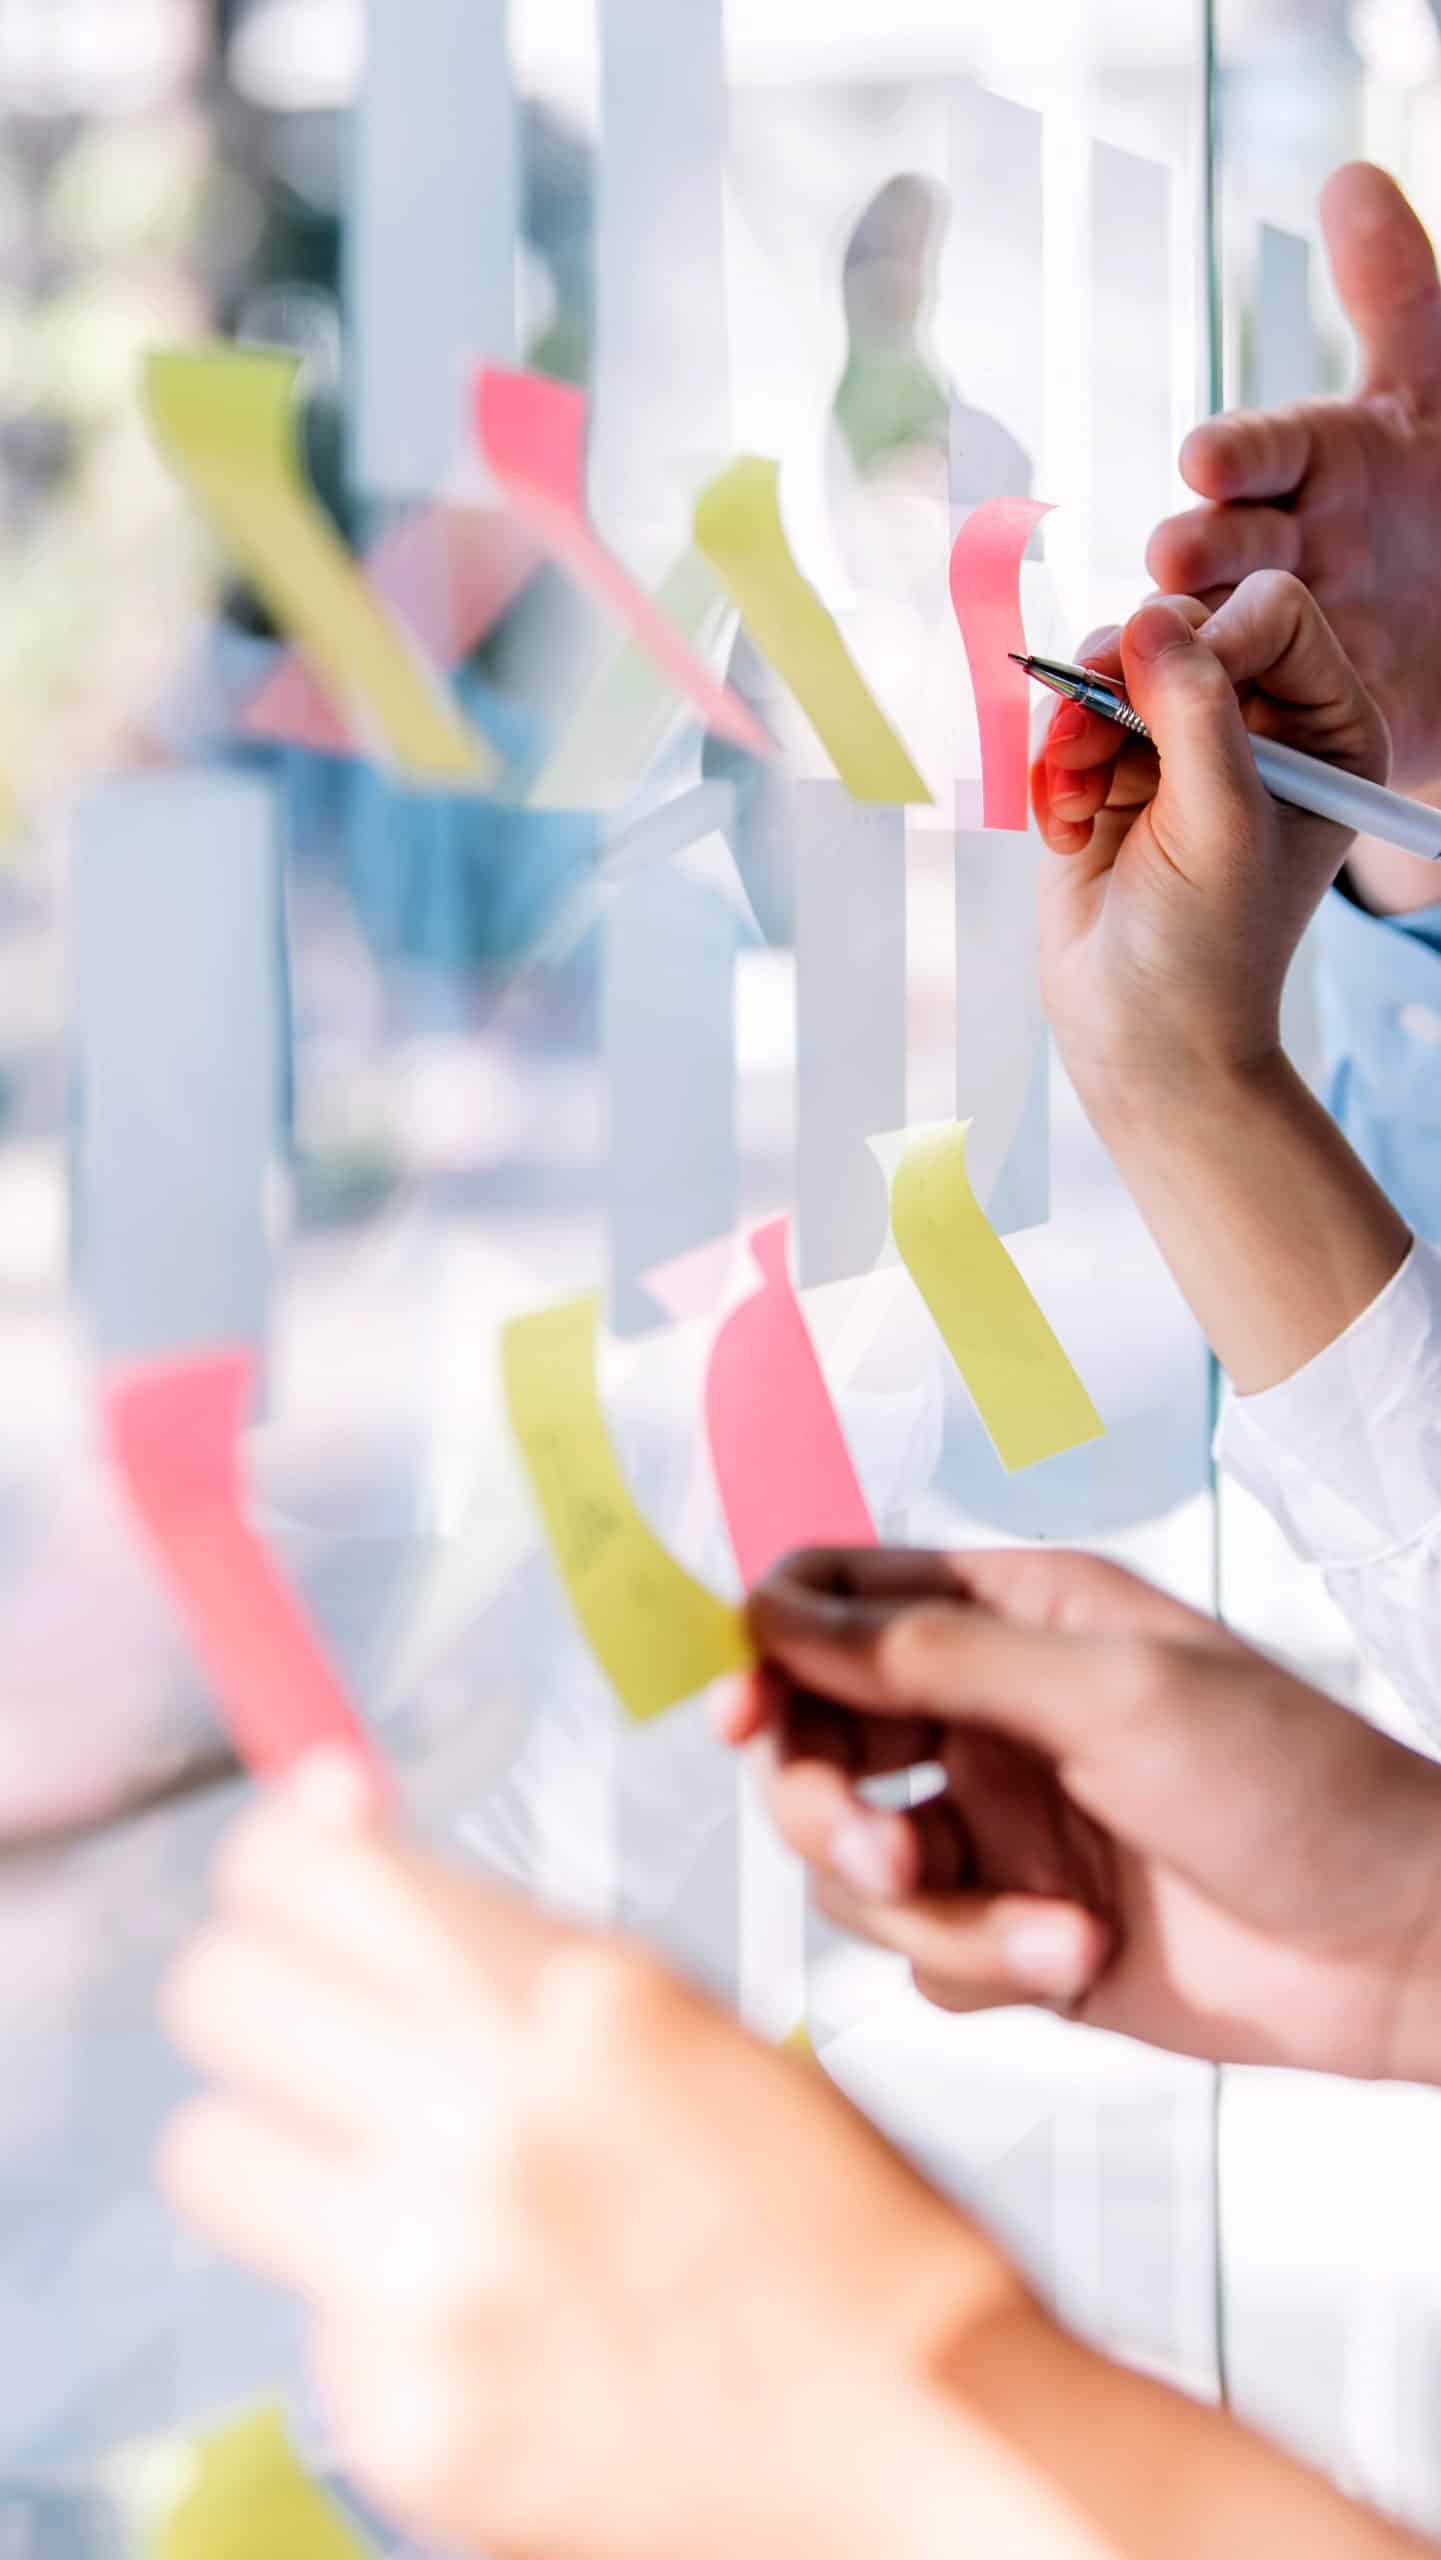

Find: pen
1012;652;1441;864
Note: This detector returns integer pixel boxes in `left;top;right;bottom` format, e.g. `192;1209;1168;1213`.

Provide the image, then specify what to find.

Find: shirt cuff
1214;1238;1441;1568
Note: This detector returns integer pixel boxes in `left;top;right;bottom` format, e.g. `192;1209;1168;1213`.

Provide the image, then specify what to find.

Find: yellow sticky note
145;347;494;788
873;1123;1104;1474
694;456;931;806
502;1292;750;1721
154;2407;368;2560
784;2019;815;2061
531;548;735;811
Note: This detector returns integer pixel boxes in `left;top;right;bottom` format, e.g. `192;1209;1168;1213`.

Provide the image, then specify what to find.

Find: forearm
1082;1050;1410;1395
909;2296;1434;2560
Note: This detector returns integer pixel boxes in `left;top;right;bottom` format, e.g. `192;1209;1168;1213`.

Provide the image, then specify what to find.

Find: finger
750;1546;1219;1698
775;1677;940;1779
813;1878;1111;2005
1173;408;1314;507
1119;598;1269;843
159;1924;500;2152
1321;161;1441;394
1032;752;1095;857
1145;500;1302;599
1044;701;1123;775
756;1736;939;1893
714;1664;938;1772
213;1771;474;2009
157;2095;349;2299
1200;570;1389;782
943;1547;1222;1645
760;1742;971;1898
215;1782;570;2021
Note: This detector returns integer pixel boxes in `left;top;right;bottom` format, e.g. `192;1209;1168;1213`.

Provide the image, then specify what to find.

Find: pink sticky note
242;504;541;755
102;1347;387;1788
948;498;1054;831
705;1217;876;1587
473;367;772;761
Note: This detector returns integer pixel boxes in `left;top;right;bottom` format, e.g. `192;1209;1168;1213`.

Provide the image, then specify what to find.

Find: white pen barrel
1251;734;1441;863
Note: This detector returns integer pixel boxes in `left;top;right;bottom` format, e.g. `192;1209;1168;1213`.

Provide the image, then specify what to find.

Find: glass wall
1212;0;1441;2534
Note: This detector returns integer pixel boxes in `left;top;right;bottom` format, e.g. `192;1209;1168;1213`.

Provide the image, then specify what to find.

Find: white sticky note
71;772;279;1363
1090;142;1173;579
591;0;731;569
351;0;518;497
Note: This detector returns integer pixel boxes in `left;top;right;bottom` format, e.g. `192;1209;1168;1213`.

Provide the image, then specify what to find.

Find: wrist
1072;1041;1293;1155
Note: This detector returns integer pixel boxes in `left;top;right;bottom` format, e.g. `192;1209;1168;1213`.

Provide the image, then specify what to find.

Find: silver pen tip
1008;652;1032;669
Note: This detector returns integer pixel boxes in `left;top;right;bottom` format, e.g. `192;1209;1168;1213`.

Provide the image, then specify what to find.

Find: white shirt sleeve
1214;1239;1441;1739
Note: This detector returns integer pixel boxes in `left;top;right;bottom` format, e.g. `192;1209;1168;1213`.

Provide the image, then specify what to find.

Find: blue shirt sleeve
1316;883;1441;1242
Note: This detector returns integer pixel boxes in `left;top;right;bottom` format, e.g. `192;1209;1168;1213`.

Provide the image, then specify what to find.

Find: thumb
1320;161;1441;394
1119;598;1267;852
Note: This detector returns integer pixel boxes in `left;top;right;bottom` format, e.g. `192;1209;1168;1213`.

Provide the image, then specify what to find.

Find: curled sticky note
102;1347;387;1785
532;547;735;810
871;1123;1103;1473
502;1292;749;1721
694;456;932;805
474;367;770;760
144;346;493;786
948;497;1054;830
244;502;542;754
706;1216;876;1585
155;2407;368;2560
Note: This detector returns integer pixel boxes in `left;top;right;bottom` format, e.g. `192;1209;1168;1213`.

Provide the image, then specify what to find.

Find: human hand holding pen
1032;572;1411;1396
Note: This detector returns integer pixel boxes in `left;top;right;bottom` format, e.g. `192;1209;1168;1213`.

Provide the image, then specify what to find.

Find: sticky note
102;1347;387;1784
244;502;541;755
693;456;932;805
154;2407;368;2560
871;1123;1104;1473
792;785;906;1287
473;367;771;760
531;547;735;810
947;497;1053;830
784;2020;815;2061
502;1292;749;1721
706;1217;876;1585
144;347;493;786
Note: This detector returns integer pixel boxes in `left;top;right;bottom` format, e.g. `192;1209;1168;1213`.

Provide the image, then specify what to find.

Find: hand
1149;163;1441;791
1032;571;1388;1120
156;1752;1034;2560
724;1547;1441;2083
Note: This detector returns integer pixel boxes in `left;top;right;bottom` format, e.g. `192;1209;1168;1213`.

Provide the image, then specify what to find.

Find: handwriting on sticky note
145;347;493;786
531;547;735;811
245;502;541;754
694;457;932;806
157;2408;369;2560
102;1348;386;1784
871;1123;1104;1473
473;367;771;761
948;497;1053;831
706;1216;876;1584
502;1293;749;1721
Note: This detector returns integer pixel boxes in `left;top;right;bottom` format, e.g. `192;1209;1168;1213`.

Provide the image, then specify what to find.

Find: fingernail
831;1814;903;1900
1003;1909;1100;1996
1049;703;1085;744
1128;601;1195;663
285;1747;374;1827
